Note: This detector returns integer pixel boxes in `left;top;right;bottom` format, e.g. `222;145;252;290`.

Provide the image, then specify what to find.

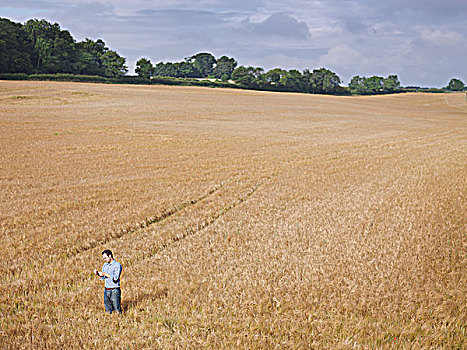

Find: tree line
0;18;127;77
137;54;403;95
1;17;465;94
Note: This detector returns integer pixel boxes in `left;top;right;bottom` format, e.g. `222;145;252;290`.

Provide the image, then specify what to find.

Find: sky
1;0;466;87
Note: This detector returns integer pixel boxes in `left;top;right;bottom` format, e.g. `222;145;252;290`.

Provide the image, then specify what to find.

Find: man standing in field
94;249;123;314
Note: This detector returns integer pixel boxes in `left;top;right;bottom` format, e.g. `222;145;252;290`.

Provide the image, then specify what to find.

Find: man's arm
111;262;122;283
94;265;108;280
94;264;120;280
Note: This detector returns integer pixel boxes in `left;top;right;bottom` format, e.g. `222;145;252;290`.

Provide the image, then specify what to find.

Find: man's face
102;253;112;263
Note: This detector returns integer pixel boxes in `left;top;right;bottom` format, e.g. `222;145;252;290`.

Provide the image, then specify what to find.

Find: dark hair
102;249;113;258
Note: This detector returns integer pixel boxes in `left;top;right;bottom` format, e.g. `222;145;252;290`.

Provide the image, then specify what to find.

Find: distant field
0;81;466;349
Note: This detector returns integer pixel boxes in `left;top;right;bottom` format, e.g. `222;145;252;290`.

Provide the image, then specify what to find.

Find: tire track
0;175;274;334
3;172;274;293
0;182;226;283
123;173;274;269
10;173;274;299
60;174;275;305
65;182;226;258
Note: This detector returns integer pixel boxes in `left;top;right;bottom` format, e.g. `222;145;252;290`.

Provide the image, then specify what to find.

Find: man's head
102;249;113;263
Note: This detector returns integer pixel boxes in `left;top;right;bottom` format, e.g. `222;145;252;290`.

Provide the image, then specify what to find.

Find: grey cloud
58;2;115;20
236;46;325;62
244;13;310;40
386;0;467;18
52;2;116;39
136;9;228;26
203;0;264;13
1;0;465;86
342;17;375;35
347;0;467;21
0;0;66;9
119;9;231;55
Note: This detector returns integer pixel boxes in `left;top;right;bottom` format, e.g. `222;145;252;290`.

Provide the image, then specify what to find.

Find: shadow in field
122;288;168;313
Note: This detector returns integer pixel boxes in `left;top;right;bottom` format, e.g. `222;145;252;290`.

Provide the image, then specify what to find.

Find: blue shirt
101;260;122;288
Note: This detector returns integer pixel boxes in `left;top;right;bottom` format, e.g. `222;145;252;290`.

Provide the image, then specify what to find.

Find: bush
0;72;344;94
110;76;150;84
0;73;29;80
28;74;108;83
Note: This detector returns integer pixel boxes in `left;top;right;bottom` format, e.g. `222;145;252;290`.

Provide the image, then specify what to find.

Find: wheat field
0;81;466;349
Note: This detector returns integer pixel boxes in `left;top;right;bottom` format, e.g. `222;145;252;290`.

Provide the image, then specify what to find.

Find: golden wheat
0;81;465;349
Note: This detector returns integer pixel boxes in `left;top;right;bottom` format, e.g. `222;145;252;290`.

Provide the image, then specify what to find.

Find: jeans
104;288;122;314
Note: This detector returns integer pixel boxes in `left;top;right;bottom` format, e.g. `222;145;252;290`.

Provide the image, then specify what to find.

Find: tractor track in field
123;173;275;270
66;183;226;259
78;171;274;264
0;182;226;284
1;173;275;323
3;172;275;294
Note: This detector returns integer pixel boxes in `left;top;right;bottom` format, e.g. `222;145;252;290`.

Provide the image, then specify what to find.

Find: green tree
446;78;465;91
154;62;177;77
174;61;199;78
213;56;237;79
232;66;264;88
135;58;153;79
231;66;253;86
22;19;89;74
33;36;52;70
250;67;265;86
23;19;62;72
75;38;107;75
1;17;128;77
351;74;400;95
382;75;400;92
363;76;384;94
101;50;127;78
349;75;366;94
308;68;342;94
76;38;127;77
301;69;312;92
0;18;33;73
186;52;216;77
279;70;304;91
48;30;77;73
265;68;287;84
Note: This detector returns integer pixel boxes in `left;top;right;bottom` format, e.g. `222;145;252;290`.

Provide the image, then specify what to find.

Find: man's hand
94;269;102;277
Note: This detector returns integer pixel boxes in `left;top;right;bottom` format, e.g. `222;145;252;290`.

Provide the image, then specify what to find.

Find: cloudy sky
1;0;466;87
